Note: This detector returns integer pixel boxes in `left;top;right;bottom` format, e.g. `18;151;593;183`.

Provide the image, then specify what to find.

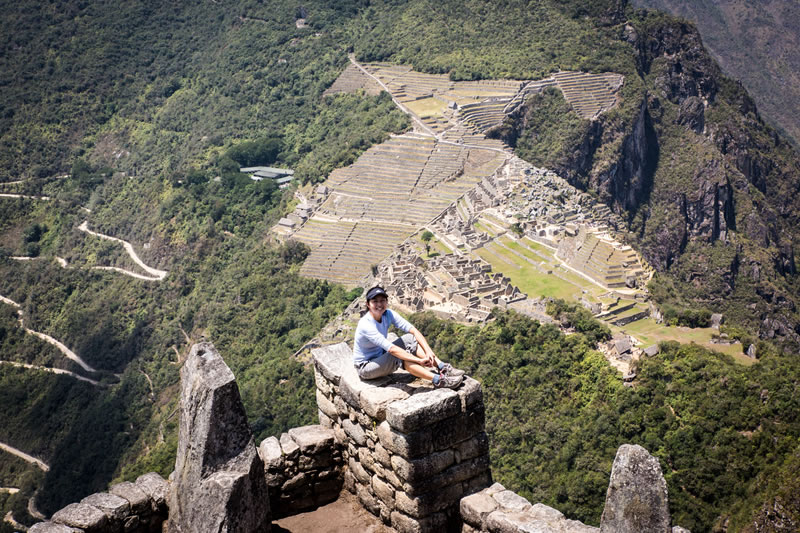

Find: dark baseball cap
365;286;388;301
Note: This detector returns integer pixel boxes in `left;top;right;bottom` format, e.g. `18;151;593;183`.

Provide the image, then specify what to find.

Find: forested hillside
1;1;799;531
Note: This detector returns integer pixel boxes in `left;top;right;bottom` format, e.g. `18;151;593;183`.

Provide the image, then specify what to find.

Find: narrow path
0;361;101;386
92;266;161;281
0;442;49;472
0;294;97;373
78;221;167;280
0;488;19;494
22;327;96;373
3;511;27;532
27;495;45;521
348;55;437;138
0;193;50;201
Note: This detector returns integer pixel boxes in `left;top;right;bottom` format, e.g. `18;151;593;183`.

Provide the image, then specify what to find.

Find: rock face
168;342;270;533
600;444;670;533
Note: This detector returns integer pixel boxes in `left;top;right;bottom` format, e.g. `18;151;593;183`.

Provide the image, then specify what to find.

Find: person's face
368;295;388;319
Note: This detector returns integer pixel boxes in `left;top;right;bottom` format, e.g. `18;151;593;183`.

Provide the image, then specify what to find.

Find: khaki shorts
356;333;417;380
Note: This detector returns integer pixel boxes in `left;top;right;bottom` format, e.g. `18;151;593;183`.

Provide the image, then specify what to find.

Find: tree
421;230;434;255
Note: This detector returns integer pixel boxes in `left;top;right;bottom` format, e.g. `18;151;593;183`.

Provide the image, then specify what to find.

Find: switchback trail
0;294;97;373
0;442;49;472
0;193;50;200
0;361;101;386
78;221;167;280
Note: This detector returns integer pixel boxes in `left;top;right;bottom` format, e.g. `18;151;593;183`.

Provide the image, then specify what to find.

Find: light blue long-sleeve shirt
353;309;413;364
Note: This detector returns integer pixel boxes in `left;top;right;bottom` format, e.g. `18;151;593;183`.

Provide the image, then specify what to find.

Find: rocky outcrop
168;342;270;533
600;444;670;533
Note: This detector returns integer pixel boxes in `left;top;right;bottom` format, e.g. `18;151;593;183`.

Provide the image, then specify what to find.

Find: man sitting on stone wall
353;285;465;388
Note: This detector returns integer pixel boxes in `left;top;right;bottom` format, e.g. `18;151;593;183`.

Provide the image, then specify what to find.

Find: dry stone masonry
312;342;491;532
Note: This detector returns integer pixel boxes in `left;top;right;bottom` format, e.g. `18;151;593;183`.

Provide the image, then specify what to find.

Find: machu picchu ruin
274;58;652;331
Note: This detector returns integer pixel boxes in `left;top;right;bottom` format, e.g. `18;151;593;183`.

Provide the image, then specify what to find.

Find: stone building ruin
30;342;691;533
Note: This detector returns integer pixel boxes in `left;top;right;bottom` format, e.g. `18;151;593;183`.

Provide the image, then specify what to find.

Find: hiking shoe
440;362;465;377
434;373;463;389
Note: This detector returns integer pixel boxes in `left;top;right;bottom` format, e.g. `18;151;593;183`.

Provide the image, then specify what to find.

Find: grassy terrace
405;97;446;118
612;319;754;365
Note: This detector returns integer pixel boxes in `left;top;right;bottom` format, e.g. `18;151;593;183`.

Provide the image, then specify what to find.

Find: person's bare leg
403;360;435;381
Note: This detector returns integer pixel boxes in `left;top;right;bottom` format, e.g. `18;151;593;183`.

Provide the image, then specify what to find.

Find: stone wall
257;425;343;518
312;342;492;533
29;472;168;533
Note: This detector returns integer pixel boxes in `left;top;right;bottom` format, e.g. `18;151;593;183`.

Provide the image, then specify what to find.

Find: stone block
391;450;455;483
81;492;130;524
288;425;334;455
460;490;499;527
300;450;333;471
386;388;461;433
311;342;351;385
28;523;81;533
396;483;464;518
341;367;382;408
463;471;493;495
258;436;284;470
493;489;532;512
360;385;410;420
404;454;490;496
374;443;392;468
458;377;483;410
282;472;308;493
377;420;432;458
432;405;485;451
455;432;490;463
135;472;168;512
334;425;347;445
334;395;349;417
461;523;481;533
348;457;371;484
109;481;150;515
316;389;338;419
358;447;377;473
342;418;367;446
357;484;381;516
343;470;356;493
52;503;109;533
314;367;333;395
372;475;395;505
391;510;448;533
318;409;334;428
280;432;300;460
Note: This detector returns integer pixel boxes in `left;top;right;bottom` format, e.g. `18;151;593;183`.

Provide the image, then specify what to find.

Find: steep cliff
498;11;800;348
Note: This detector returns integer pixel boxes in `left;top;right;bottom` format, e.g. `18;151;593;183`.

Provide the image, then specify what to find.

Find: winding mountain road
0;442;49;472
0;193;50;200
0;361;101;386
78;221;167;280
0;294;97;373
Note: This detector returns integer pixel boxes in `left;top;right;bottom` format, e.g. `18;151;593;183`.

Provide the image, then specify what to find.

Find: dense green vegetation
2;0;799;530
413;309;800;531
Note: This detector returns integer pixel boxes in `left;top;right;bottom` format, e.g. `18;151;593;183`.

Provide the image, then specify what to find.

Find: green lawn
473;221;498;237
613;318;754;365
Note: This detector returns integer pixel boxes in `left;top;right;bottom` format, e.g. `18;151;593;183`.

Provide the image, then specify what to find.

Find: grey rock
493;489;532;512
747;344;757;358
279;432;300;460
168;342;270;533
391;449;454;483
672;527;691;533
109;481;150;515
386;388;461;433
316;389;338;419
390;510;447;533
51;503;108;532
372;474;395;504
600;444;670;533
643;345;660;357
311;342;351;385
460;490;499;527
28;523;81;533
342;418;367;446
395;482;463;518
360;385;410;420
710;313;723;329
258;436;284;470
135;472;168;512
458;377;483;410
81;492;130;524
376;420;432;458
288;425;334;455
